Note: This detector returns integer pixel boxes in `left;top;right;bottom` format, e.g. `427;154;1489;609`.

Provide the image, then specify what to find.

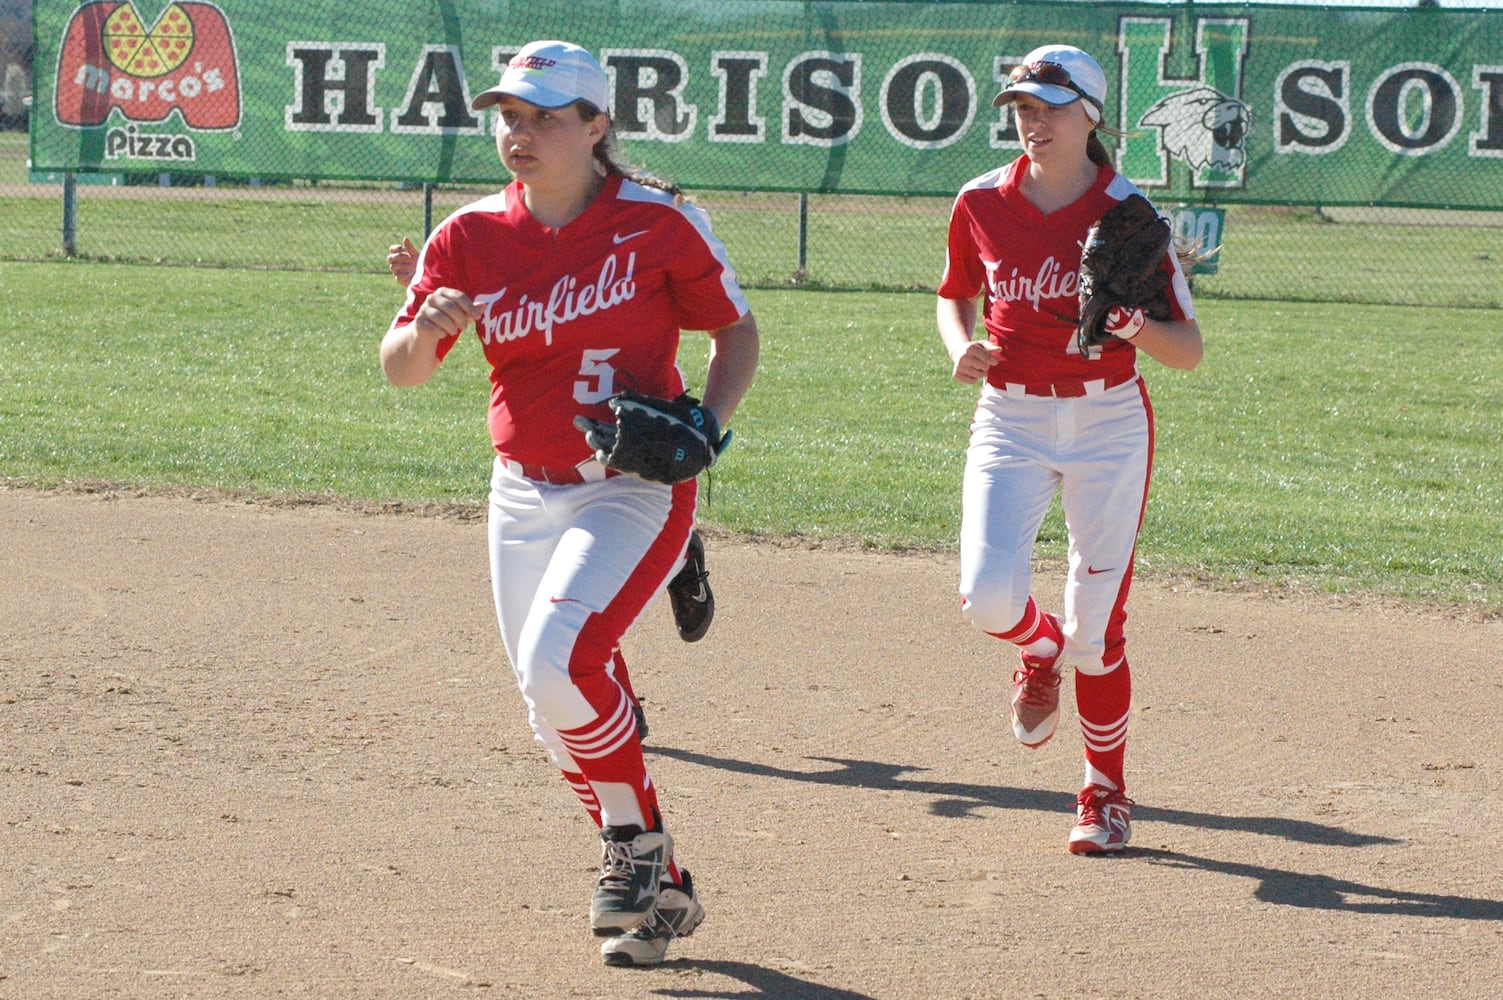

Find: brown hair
574;101;685;202
1087;119;1209;267
1087;119;1126;166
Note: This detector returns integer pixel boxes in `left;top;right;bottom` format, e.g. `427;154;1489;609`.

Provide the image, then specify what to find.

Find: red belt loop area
1009;369;1138;398
504;458;617;485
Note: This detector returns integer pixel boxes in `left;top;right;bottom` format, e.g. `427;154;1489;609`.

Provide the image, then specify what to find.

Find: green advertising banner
30;0;1503;208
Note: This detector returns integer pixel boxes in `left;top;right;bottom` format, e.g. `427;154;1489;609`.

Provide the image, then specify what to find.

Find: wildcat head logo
55;1;241;130
1139;86;1251;173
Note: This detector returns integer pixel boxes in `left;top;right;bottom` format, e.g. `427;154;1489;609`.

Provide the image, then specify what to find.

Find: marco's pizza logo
102;3;194;77
55;1;241;130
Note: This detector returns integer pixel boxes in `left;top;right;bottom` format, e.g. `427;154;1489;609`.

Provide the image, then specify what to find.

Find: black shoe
600;867;705;966
632;701;649;742
590;826;670;936
666;531;714;642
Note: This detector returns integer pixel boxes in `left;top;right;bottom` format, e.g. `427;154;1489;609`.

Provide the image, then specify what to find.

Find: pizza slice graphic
104;3;195;78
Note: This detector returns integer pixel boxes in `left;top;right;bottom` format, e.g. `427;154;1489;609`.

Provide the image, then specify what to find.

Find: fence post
795;192;809;282
423;183;435;238
62;173;78;256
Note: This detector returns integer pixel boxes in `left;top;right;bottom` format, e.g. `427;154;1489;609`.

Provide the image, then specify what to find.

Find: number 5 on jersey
575;348;621;404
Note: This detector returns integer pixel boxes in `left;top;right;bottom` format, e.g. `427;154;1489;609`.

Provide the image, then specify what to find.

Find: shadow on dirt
649;746;1503;923
1139;849;1503;920
648;959;877;998
647;746;1397;848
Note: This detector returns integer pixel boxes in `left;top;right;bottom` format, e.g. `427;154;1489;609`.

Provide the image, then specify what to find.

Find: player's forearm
1132;317;1204;370
380;322;443;387
700;312;760;426
936;295;979;360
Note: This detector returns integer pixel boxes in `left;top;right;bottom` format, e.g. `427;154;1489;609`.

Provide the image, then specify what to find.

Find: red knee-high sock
559;768;682;883
1075;660;1131;791
560;769;603;828
989;596;1062;656
555;675;663;831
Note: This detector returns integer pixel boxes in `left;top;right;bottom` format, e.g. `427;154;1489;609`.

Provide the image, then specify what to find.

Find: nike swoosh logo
1086;566;1114;575
613;230;648;244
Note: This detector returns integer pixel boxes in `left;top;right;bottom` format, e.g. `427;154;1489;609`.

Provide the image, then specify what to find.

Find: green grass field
4;128;1501;305
1;259;1499;610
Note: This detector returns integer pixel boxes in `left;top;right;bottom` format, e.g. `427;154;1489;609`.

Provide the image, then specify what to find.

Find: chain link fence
5;149;1500;308
3;0;1501;307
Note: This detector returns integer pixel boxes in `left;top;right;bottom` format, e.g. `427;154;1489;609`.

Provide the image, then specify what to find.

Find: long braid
575;101;686;204
593;140;684;203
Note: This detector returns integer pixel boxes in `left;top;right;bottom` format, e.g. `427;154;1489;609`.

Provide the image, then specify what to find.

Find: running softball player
379;39;759;964
387;242;717;652
936;44;1203;853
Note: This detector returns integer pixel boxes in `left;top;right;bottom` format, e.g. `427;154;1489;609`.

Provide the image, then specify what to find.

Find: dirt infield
4;486;1502;999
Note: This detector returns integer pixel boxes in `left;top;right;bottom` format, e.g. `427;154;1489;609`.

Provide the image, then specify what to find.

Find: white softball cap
993;44;1107;123
471;40;610;113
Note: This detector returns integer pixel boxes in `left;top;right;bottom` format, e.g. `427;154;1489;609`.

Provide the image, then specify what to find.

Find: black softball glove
1076;194;1174;355
573;390;726;485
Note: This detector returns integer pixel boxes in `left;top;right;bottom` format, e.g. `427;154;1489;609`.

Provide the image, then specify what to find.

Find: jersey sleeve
662;203;751;331
1163;251;1197;322
937;193;985;301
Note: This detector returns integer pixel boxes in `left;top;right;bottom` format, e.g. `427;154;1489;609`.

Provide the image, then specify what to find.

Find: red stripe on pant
554;479;699;830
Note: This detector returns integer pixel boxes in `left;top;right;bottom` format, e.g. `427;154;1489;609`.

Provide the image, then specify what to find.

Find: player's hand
950;340;1002;384
413;287;481;342
1104;306;1146;341
387;238;417;287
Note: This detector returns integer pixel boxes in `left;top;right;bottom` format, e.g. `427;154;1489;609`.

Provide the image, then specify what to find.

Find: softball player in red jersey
936;44;1203;854
380;40;759;965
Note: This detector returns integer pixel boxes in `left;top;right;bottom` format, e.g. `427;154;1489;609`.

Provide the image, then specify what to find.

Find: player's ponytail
1087;120;1214;268
1087;121;1128;166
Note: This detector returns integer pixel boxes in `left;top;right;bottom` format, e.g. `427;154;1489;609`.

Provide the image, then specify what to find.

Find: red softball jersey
938;156;1195;388
393;173;750;467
